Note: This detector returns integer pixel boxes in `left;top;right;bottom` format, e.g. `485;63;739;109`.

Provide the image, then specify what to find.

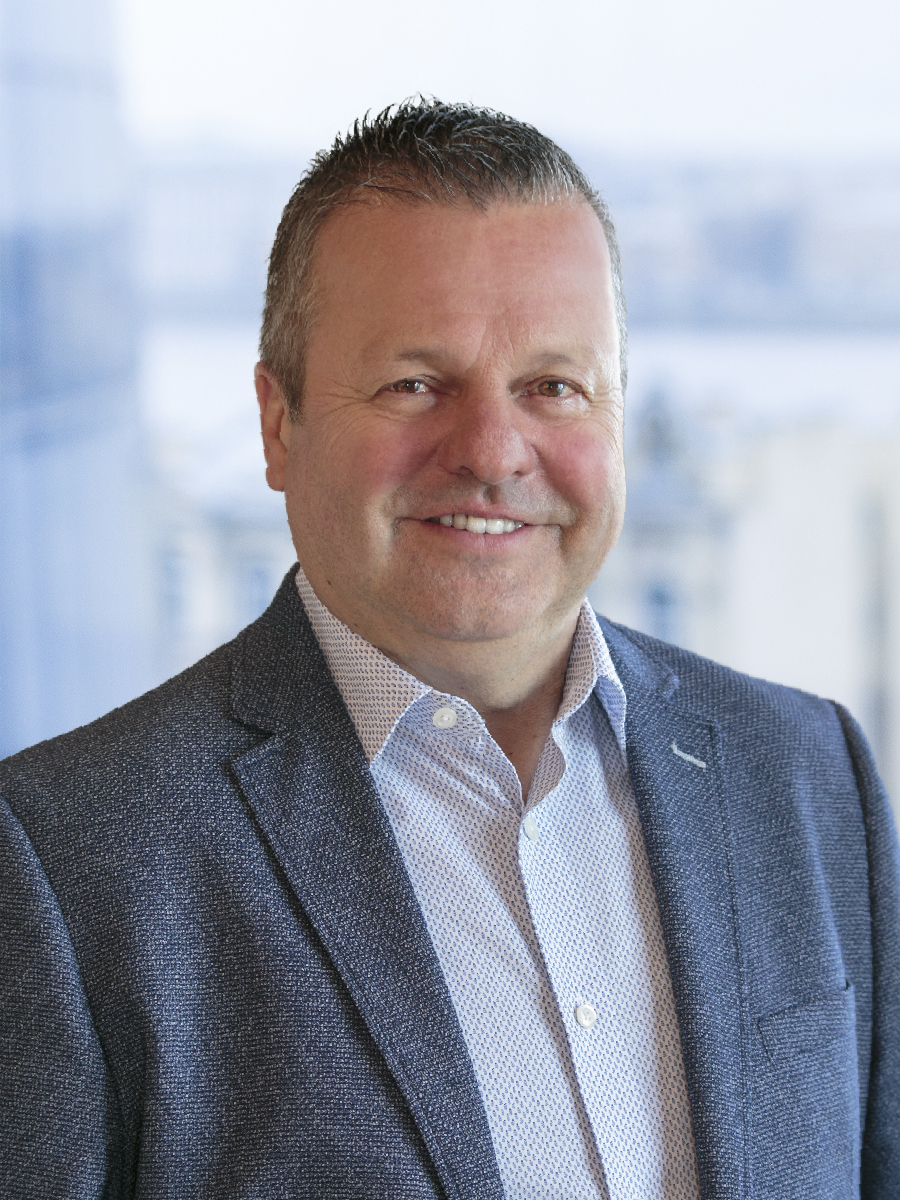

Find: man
1;101;898;1199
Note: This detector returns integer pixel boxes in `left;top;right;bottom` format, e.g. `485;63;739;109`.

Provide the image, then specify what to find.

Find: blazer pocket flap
757;982;855;1062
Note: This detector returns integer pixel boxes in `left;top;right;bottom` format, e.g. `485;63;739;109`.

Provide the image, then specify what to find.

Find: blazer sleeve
835;706;900;1196
0;795;123;1199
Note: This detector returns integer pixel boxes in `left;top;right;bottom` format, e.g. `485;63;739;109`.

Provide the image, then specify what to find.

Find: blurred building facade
0;0;156;755
588;155;900;332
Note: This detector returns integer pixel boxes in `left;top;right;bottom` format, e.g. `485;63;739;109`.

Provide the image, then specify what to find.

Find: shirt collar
295;566;627;763
559;601;627;753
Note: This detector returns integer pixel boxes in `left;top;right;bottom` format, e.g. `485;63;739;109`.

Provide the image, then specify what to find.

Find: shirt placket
516;706;661;1200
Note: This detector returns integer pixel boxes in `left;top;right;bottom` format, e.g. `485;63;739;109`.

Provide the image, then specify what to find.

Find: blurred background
1;0;899;811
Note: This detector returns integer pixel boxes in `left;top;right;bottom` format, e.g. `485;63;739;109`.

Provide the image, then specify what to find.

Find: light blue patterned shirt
296;569;700;1200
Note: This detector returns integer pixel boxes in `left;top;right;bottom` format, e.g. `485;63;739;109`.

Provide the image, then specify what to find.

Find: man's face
262;197;625;656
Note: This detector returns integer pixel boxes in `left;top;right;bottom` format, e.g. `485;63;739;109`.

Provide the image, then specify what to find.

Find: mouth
426;514;526;535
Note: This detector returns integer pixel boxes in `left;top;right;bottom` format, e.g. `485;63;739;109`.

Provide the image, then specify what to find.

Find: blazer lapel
228;573;504;1200
603;620;750;1200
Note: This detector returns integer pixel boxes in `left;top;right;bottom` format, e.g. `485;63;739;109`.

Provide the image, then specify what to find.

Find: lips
427;514;525;535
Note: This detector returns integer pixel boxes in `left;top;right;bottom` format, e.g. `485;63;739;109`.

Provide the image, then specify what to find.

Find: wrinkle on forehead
313;196;615;310
303;197;622;403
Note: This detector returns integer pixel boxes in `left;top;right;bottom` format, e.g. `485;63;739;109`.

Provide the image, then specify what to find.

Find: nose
436;389;537;486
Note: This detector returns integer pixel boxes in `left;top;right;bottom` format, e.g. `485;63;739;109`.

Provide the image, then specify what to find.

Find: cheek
357;427;431;495
544;424;625;519
289;416;435;523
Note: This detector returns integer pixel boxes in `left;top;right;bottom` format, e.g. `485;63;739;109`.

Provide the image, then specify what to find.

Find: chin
392;579;570;644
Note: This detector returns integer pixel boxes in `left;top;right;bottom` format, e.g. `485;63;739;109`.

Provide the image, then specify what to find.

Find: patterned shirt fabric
296;569;701;1200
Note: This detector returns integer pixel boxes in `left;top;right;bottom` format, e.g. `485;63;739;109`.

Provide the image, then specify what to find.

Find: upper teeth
436;514;523;534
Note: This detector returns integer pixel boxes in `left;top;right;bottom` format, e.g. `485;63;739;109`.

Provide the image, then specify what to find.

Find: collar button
432;706;458;729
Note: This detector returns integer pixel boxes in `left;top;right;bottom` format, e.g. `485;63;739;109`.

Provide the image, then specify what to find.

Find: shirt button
432;706;458;729
575;1003;597;1030
522;814;539;841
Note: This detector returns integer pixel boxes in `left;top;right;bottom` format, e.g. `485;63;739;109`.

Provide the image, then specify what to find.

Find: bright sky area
115;0;900;158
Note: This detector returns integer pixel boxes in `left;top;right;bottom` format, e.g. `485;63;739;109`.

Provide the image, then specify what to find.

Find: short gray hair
260;99;627;416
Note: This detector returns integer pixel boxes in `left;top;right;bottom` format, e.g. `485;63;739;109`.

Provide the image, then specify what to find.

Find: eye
536;378;576;398
389;378;428;394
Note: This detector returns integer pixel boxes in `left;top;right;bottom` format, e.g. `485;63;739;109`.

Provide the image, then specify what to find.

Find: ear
255;362;292;492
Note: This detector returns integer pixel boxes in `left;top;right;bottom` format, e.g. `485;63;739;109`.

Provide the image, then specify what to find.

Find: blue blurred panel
1;223;135;398
0;0;154;756
0;386;156;754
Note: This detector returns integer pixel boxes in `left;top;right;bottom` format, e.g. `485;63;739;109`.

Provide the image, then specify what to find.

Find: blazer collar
229;568;504;1200
230;566;330;736
602;619;750;1200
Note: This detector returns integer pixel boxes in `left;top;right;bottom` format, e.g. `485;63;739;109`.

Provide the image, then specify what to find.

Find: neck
357;607;581;798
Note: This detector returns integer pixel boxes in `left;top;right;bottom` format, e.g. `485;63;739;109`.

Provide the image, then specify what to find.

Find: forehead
309;198;617;355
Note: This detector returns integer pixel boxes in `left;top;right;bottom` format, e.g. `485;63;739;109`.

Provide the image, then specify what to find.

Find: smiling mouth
427;514;525;535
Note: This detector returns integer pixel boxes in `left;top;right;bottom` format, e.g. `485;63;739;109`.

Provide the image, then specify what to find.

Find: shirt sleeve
0;795;124;1199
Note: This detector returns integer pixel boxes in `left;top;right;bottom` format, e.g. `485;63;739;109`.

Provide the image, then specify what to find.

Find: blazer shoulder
0;567;317;788
599;615;847;743
0;567;339;834
0;636;243;807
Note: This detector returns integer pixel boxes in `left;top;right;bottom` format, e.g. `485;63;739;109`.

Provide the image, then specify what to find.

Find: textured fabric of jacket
1;567;898;1199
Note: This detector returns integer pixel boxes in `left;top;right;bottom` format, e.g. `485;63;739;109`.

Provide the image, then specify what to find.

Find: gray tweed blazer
1;567;898;1199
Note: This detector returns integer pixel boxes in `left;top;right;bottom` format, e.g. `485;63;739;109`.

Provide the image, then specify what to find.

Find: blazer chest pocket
757;981;855;1062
